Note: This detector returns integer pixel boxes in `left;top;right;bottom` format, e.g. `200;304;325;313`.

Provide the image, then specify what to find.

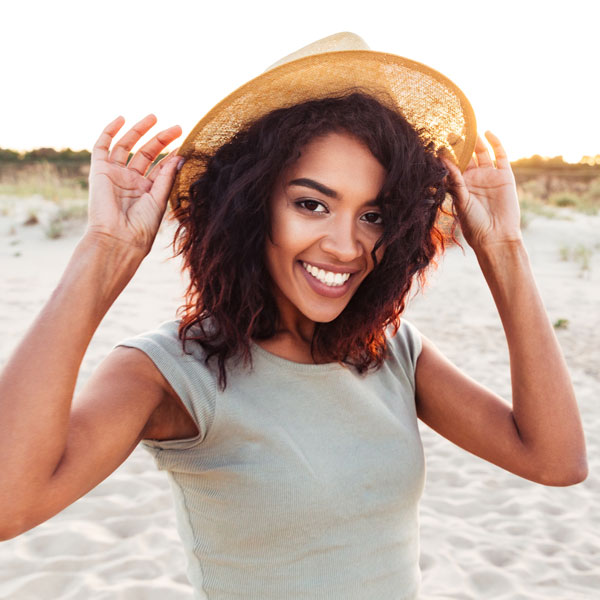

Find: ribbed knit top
116;319;425;600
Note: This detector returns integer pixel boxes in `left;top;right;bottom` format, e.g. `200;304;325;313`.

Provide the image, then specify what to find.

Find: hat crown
170;31;477;211
266;32;370;72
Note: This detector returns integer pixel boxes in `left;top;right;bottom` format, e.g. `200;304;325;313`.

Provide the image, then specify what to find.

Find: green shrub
44;217;63;239
559;245;570;261
519;195;557;219
520;178;547;201
57;201;87;221
548;192;580;208
573;244;592;273
558;243;594;275
553;318;569;330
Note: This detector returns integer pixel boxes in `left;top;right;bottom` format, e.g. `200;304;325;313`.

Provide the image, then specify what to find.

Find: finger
438;146;464;173
442;155;460;179
128;125;182;176
146;147;181;183
484;131;510;169
91;116;125;162
148;153;183;208
464;155;478;172
474;134;493;168
441;156;469;206
108;114;158;166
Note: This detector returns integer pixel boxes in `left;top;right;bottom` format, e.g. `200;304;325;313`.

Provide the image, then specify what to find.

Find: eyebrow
288;178;338;199
287;177;382;208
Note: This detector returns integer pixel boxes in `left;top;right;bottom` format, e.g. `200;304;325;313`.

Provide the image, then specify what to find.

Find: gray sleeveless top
116;319;424;599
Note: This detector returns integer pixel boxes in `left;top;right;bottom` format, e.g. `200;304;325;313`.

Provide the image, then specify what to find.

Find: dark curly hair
172;91;455;388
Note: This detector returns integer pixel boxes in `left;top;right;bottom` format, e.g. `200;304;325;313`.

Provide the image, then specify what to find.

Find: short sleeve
114;320;216;453
385;319;423;393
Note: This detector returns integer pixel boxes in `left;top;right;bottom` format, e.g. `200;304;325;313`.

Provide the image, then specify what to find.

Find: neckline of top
250;341;348;373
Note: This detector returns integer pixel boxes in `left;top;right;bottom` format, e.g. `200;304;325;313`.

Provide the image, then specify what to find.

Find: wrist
61;233;145;311
473;238;532;306
81;228;152;260
472;236;526;261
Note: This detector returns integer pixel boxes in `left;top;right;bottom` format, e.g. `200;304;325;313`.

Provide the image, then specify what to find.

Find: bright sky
2;0;598;162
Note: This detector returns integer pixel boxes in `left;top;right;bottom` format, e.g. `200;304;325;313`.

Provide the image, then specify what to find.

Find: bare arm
416;242;587;484
416;134;587;486
0;115;182;538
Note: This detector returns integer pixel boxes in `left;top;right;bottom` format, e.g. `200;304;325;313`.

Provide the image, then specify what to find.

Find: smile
301;262;351;287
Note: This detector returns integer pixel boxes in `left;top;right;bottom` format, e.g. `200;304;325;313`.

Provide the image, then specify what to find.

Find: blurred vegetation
0;147;167;200
0;147;171;238
0;147;91;182
0;161;88;202
443;154;600;233
0;147;90;202
558;243;594;276
510;156;600;224
1;147;599;231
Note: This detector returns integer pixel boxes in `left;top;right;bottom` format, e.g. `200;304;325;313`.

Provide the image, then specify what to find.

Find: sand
0;200;598;599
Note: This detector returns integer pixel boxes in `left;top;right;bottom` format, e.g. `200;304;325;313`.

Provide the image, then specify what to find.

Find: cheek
269;204;291;245
270;208;322;253
264;218;300;281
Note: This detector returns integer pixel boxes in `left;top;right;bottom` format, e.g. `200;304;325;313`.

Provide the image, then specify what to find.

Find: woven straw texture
170;49;476;211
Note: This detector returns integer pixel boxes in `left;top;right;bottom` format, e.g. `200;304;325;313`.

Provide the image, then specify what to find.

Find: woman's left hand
444;132;522;250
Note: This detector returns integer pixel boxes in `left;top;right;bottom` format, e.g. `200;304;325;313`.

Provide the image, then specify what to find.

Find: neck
269;280;317;344
255;284;319;363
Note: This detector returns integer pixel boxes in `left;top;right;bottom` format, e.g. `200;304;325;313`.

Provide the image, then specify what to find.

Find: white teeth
301;262;351;287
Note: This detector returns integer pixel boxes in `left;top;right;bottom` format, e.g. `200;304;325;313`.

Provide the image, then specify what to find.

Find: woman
0;33;587;599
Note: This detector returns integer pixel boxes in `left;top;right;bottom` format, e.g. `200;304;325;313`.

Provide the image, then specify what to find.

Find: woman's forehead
282;132;386;198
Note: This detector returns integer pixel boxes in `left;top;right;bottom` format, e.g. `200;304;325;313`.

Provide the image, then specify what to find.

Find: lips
297;260;355;298
301;261;351;286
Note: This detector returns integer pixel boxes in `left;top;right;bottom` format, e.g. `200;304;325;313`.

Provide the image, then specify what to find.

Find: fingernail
176;158;186;171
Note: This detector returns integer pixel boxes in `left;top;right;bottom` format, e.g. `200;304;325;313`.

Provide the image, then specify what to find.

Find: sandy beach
0;200;598;599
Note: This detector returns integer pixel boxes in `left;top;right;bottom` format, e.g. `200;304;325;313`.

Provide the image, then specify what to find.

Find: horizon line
1;146;599;167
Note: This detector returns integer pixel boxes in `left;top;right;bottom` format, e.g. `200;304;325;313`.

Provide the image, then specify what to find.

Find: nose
319;214;364;263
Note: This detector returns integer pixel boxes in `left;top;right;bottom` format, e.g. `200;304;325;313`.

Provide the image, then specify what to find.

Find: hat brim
170;50;477;212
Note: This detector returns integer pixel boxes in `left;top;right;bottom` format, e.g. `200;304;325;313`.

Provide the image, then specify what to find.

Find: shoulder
116;320;196;357
114;320;217;443
114;320;216;373
381;318;423;389
114;318;217;389
385;319;423;367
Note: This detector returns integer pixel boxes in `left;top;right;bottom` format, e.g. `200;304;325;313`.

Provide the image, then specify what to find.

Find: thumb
442;157;469;211
149;154;183;208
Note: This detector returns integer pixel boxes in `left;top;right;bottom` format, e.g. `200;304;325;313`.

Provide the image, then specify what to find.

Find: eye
361;211;383;225
296;199;328;213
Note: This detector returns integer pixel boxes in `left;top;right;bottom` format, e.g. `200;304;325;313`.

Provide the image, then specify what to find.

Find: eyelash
295;199;383;225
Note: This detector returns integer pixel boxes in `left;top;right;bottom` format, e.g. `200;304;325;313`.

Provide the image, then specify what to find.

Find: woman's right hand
0;115;184;540
86;114;183;254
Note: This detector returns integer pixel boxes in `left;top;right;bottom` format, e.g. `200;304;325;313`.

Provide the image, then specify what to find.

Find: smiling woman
173;92;450;383
0;32;586;600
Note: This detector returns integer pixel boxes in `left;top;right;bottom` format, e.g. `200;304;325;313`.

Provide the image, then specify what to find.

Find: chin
302;304;347;324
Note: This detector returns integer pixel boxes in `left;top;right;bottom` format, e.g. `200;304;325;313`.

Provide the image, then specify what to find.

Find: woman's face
265;131;386;327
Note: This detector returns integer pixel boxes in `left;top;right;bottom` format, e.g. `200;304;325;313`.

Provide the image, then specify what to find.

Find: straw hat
169;32;477;211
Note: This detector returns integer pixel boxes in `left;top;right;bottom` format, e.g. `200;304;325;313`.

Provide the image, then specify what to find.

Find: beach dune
0;208;598;599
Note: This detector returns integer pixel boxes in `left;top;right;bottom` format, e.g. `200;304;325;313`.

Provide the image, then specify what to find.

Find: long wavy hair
172;91;455;388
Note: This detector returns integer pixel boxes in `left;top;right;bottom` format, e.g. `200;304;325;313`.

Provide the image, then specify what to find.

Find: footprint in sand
536;542;560;557
468;568;515;595
480;547;516;568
